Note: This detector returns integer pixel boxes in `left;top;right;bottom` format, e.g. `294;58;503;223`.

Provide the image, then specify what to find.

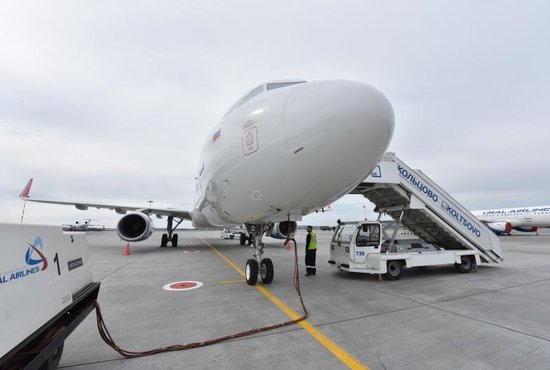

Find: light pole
148;200;153;209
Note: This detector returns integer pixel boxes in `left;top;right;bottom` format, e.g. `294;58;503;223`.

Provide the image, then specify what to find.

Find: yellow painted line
199;237;368;370
221;279;245;284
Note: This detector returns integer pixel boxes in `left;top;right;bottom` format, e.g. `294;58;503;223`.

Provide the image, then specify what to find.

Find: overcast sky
1;1;549;228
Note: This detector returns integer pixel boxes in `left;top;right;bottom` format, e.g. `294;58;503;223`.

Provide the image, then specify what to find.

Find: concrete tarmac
58;230;550;370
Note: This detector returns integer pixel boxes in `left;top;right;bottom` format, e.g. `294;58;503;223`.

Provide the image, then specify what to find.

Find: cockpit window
266;81;305;90
240;85;264;106
224;80;306;117
224;85;264;117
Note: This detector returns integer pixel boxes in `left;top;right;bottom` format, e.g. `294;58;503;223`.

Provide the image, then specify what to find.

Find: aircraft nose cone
283;80;394;202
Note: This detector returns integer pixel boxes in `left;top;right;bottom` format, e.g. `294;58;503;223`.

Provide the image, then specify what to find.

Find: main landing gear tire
385;260;403;280
260;258;274;284
456;256;474;273
161;234;168;247
239;233;246;246
171;234;179;247
245;259;259;285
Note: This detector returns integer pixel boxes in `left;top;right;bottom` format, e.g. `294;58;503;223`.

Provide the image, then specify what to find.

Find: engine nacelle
269;221;297;239
117;212;154;242
486;221;512;235
514;226;539;232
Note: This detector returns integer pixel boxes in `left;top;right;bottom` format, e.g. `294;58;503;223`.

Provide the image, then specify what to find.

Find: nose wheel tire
260;258;274;284
456;256;474;273
385;260;403;280
245;259;259;285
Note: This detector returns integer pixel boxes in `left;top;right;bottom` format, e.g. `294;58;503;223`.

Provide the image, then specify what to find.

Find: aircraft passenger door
352;223;380;264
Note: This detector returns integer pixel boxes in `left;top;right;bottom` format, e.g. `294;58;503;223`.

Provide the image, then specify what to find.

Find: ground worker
305;226;317;276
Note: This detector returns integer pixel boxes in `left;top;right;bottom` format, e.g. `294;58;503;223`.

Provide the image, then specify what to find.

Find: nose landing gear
244;224;274;285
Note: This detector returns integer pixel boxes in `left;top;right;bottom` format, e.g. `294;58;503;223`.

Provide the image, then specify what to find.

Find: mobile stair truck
328;153;503;280
0;224;100;369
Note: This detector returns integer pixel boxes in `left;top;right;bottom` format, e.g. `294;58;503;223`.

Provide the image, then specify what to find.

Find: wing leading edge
19;178;192;220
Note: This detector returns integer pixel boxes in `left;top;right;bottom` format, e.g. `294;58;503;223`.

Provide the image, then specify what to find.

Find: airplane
62;218;105;232
19;79;395;285
472;205;550;235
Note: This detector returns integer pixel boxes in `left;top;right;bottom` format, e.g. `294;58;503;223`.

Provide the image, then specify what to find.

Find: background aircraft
20;79;395;285
472;206;550;234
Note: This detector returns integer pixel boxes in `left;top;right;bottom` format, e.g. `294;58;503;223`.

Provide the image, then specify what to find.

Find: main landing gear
161;216;183;248
244;224;274;285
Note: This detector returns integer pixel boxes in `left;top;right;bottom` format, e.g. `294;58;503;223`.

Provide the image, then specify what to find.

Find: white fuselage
191;80;395;228
472;206;550;230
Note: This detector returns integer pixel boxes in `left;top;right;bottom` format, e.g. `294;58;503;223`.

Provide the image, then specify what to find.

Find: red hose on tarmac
91;236;308;358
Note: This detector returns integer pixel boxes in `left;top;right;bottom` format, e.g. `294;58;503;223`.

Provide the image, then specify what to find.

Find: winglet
20;178;34;199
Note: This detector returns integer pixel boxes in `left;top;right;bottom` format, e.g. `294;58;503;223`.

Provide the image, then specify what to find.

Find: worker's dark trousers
305;249;316;275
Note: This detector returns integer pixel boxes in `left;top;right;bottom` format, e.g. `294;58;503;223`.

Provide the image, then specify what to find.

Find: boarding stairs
351;153;503;263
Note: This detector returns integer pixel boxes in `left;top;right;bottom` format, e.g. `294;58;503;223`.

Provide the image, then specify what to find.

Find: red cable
92;237;308;358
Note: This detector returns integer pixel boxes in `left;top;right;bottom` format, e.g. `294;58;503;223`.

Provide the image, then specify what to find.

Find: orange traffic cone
123;242;131;256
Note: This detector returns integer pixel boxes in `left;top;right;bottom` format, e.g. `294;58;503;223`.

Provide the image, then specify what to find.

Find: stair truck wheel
260;258;274;284
456;256;474;273
245;259;259;285
385;260;403;280
171;233;178;247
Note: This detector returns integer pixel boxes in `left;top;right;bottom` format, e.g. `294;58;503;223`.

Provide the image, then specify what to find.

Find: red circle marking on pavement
163;280;203;291
169;282;197;290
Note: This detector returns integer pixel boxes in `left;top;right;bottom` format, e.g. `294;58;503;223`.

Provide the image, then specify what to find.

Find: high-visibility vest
308;231;317;250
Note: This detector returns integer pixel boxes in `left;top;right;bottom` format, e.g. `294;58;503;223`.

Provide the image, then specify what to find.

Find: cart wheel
245;259;259;285
260;258;274;284
457;256;474;273
385;260;402;280
39;343;64;370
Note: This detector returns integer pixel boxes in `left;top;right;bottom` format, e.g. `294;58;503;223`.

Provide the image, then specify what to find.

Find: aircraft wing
19;178;192;220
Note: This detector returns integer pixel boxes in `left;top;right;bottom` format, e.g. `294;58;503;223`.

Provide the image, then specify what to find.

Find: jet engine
514;226;539;232
486;221;512;234
117;212;154;242
269;221;297;239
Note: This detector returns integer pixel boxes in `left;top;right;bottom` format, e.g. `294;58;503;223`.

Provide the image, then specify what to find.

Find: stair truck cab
0;224;100;369
329;220;480;280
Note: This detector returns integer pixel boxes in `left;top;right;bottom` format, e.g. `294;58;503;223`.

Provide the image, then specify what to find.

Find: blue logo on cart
25;237;48;271
0;237;47;285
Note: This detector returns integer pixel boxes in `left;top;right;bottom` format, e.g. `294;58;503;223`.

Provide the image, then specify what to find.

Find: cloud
1;1;549;228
